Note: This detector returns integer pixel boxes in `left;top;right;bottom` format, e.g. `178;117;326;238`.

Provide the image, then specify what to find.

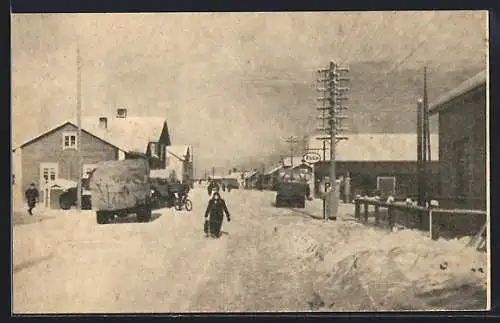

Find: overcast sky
11;11;487;175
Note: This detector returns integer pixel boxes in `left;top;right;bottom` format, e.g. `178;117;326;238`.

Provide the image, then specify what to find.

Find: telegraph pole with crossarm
285;136;300;169
315;61;350;221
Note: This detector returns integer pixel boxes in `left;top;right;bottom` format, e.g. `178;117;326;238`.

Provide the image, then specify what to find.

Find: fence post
431;210;440;240
363;202;369;223
374;203;380;225
388;206;395;231
429;210;433;239
355;199;360;219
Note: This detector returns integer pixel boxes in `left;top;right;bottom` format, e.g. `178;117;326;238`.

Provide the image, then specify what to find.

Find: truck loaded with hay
89;159;152;224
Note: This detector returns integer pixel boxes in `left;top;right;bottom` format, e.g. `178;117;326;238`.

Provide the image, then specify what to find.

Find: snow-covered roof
244;171;257;179
15;116;170;153
429;69;486;115
48;178;77;190
82;116;169;153
228;172;244;179
265;165;283;175
167;145;191;162
307;133;439;162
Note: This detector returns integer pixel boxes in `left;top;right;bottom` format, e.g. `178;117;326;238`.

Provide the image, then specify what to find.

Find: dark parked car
59;178;92;210
224;178;240;191
275;181;307;208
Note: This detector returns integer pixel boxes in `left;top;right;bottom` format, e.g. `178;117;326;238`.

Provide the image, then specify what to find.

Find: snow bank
277;220;487;311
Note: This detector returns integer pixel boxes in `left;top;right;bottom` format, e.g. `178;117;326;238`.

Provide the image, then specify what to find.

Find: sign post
318;178;332;221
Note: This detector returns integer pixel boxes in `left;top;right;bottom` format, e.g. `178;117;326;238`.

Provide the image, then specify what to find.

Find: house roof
14;120;128;151
14;116;170;153
82;116;169;153
265;165;283;175
244;171;257;179
167;145;191;162
429;69;487;115
307;133;439;162
228;172;244;179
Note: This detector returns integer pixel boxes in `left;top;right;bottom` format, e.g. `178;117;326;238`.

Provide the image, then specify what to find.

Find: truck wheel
137;206;152;223
96;211;110;224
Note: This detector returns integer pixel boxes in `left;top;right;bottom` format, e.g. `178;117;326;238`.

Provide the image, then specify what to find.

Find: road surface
12;189;487;313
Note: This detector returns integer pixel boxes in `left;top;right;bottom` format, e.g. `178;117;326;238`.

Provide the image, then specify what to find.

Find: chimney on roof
116;108;127;118
98;117;108;130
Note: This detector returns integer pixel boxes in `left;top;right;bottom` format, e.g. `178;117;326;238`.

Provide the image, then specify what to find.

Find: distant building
307;133;440;200
429;69;486;210
166;145;194;186
281;156;305;168
243;171;258;189
228;172;245;188
263;165;283;190
278;157;313;190
12;108;171;207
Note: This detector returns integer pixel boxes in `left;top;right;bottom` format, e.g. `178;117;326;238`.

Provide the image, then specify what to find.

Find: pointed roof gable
14;120;128;152
14;116;170;154
167;145;191;162
265;165;283;175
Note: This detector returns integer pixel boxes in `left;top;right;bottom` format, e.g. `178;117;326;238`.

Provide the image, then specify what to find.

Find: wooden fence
354;197;487;250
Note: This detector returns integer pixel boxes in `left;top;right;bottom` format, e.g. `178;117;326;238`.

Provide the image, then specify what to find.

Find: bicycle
174;194;193;212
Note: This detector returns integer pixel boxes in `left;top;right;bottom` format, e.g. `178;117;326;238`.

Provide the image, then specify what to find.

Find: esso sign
303;152;321;164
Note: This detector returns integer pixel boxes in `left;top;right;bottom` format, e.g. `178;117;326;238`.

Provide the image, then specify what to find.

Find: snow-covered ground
12;189;487;313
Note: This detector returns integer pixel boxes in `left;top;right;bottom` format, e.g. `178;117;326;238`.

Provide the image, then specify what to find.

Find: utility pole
423;67;431;207
417;98;425;209
212;167;215;178
316;61;350;221
76;40;83;210
285;136;300;169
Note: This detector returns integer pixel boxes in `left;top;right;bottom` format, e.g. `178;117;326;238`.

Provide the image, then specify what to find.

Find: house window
159;144;166;166
82;164;98;179
148;142;159;158
377;176;396;197
62;132;78;150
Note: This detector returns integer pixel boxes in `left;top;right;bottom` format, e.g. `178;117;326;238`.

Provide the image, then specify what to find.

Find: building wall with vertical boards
20;123;118;195
313;161;441;200
437;86;486;210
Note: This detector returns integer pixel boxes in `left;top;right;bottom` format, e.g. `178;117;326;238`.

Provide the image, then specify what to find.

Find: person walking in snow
204;192;231;238
25;183;39;216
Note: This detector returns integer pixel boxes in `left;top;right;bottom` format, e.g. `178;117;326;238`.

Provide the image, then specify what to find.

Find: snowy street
12;188;487;313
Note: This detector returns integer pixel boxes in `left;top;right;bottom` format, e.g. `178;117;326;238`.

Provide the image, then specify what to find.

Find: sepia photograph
11;11;489;313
